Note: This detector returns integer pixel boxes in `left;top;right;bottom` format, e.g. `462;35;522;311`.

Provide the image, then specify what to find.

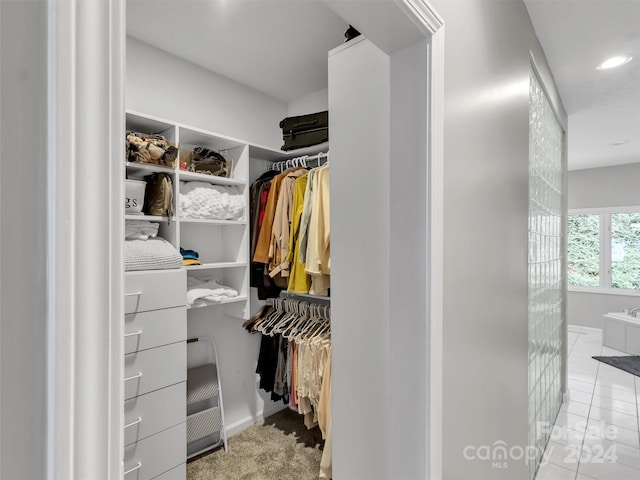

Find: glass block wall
528;70;565;479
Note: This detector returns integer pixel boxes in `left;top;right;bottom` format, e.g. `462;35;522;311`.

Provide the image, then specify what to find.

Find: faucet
630;307;640;317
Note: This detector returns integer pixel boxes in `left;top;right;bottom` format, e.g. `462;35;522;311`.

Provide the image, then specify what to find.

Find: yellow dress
287;173;311;293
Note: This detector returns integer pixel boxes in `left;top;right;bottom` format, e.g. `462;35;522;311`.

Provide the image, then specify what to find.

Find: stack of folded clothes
180;247;201;266
186;276;239;307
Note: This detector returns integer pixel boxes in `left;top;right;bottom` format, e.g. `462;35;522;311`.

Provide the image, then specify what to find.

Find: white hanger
297;304;324;341
283;302;309;339
258;298;285;334
272;299;299;334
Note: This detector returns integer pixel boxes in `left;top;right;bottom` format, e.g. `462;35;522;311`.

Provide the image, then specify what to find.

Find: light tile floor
535;328;640;480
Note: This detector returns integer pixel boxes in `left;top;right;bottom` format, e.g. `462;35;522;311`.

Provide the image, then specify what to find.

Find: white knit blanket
179;181;244;220
124;237;183;271
186;276;239;306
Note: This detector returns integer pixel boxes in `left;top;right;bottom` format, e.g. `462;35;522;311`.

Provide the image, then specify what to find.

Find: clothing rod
280;291;331;303
268;151;329;172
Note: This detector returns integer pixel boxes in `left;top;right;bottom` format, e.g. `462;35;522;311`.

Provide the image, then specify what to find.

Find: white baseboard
224;404;287;437
568;324;602;335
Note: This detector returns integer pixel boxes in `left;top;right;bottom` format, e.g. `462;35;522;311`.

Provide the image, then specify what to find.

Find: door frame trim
46;1;443;478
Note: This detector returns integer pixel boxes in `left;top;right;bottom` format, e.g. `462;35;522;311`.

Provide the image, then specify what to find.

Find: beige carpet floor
187;408;324;480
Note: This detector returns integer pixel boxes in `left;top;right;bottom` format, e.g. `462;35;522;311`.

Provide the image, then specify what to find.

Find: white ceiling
524;0;640;171
129;1;640;172
127;0;347;103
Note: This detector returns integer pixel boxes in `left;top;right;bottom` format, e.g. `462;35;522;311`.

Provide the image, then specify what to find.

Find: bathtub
602;312;640;355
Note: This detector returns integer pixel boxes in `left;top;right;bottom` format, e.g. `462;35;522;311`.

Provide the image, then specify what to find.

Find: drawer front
125;307;186;354
125;270;186;314
152;464;185;480
125;382;186;446
124;422;186;480
125;342;186;400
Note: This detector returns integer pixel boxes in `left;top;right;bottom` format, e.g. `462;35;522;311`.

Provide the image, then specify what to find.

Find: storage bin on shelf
125;179;147;215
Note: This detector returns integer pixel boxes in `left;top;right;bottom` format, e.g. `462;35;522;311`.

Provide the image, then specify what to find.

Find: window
567;214;600;287
567;207;640;293
611;212;640;289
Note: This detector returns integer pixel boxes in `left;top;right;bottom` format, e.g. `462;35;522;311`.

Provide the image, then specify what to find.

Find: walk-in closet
122;1;438;479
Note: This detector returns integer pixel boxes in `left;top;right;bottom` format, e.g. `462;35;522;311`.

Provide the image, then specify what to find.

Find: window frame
568;205;640;296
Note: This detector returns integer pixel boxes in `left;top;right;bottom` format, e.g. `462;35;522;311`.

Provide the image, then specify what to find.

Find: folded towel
125;220;160;240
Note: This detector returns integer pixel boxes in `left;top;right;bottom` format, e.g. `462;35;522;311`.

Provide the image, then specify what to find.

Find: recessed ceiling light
596;55;633;70
609;140;629;146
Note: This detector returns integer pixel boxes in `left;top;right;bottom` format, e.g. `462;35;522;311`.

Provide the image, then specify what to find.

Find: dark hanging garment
256;334;280;393
272;335;289;403
253;264;283;300
249;170;283;299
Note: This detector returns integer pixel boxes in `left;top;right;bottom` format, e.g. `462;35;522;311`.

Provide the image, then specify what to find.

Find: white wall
186;308;282;435
330;35;433;480
388;39;429;480
568;163;640;328
569;163;640;209
287;88;328;117
428;0;566;478
127;36;287;149
330;38;391;480
0;1;48;478
569;293;640;330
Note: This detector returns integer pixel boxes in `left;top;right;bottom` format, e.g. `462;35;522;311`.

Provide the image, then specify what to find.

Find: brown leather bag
143;173;174;219
189;147;231;177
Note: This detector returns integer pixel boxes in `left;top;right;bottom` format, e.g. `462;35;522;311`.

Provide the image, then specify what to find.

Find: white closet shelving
125;110;330;314
124;109;331;473
125;110;253;316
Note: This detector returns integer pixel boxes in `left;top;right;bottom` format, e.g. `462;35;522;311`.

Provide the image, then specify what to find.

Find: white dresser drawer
125;307;186;354
125;342;186;400
152;464;185;480
125;382;186;446
124;422;186;480
125;270;186;314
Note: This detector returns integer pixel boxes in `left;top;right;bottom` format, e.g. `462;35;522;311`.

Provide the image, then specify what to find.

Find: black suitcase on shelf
279;111;328;151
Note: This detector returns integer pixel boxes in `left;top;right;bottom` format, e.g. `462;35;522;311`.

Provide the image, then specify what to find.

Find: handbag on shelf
126;131;178;167
188;147;232;178
143;172;174;219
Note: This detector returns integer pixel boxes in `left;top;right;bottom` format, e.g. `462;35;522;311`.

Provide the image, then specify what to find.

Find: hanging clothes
253;168;296;264
250;170;282;299
245;296;332;479
305;164;330;295
245;299;331;427
269;168;307;279
287;173;312;294
249;155;330;297
318;347;332;479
